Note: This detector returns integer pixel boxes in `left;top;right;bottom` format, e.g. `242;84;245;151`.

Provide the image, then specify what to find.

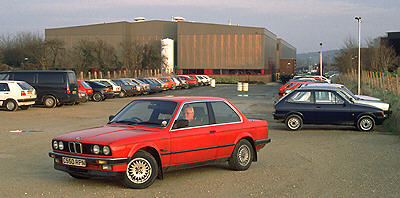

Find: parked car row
274;75;391;132
0;70;212;111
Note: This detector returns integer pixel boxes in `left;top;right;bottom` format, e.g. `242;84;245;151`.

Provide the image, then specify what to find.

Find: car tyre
356;115;375;132
122;151;158;189
68;173;91;179
20;105;31;110
229;139;254;171
119;91;126;98
44;95;57;108
285;114;303;131
92;92;103;102
5;100;18;111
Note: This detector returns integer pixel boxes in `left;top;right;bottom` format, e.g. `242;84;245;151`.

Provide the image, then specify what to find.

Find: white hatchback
0;80;37;111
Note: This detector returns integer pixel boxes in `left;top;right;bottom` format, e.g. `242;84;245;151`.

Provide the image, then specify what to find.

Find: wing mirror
109;115;115;122
173;119;189;129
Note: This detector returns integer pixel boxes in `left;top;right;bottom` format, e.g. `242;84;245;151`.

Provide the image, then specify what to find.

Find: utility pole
355;17;361;95
320;42;323;77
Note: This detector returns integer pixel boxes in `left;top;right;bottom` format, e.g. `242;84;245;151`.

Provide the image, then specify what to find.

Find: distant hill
297;50;339;68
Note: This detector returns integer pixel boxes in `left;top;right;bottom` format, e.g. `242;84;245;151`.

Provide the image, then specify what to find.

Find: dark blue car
273;86;388;131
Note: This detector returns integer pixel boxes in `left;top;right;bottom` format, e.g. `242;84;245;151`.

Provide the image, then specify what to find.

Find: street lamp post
320;42;323;77
355;16;361;95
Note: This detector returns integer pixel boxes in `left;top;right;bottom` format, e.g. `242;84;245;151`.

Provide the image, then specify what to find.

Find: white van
0;81;37;111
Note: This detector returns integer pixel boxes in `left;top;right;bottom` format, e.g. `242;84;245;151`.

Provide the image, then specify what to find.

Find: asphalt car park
1;83;400;197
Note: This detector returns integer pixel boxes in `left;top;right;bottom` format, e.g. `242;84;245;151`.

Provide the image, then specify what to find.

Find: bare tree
365;38;399;71
46;39;65;69
141;44;161;70
121;40;143;70
69;40;96;72
0;32;47;69
334;37;357;72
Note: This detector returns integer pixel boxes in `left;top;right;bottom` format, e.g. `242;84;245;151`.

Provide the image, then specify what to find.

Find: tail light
34;90;36;95
106;88;112;91
87;89;93;93
66;84;71;94
21;91;26;96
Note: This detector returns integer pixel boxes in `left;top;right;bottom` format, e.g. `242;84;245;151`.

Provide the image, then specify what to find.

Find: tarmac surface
1;83;399;197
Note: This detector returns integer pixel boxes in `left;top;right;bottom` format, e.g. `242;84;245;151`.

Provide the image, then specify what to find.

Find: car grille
68;142;83;154
63;141;92;154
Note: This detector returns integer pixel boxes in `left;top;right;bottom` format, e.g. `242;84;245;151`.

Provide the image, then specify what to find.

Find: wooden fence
344;70;400;96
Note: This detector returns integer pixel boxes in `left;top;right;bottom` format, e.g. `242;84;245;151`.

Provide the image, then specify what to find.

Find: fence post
80;72;84;80
99;72;103;79
107;71;111;79
396;75;399;96
88;72;91;80
123;70;127;78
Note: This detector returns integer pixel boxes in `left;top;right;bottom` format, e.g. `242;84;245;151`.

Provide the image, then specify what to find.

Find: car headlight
53;141;58;150
103;146;111;155
58;141;64;150
136;86;140;91
93;145;100;154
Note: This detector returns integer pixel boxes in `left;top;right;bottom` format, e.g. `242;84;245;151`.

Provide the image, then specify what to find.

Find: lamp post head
320;42;322;46
355;16;361;21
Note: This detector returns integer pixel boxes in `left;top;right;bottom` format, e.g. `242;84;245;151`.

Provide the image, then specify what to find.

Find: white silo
161;38;174;74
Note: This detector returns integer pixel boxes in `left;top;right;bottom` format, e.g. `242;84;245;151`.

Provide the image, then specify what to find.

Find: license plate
62;157;86;167
72;91;77;94
27;90;32;94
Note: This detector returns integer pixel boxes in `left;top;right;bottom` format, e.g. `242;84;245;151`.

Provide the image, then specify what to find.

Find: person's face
183;107;194;121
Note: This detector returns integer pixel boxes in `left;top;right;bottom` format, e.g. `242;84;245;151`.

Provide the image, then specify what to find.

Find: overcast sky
1;0;399;53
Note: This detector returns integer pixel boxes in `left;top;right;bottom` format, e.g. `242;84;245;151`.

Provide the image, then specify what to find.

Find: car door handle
210;130;216;133
316;106;321;108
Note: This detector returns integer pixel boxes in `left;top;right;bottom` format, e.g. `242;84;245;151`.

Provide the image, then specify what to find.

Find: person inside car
181;104;205;127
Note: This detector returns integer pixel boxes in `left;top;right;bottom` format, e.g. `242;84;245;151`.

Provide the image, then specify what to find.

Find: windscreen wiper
112;120;139;125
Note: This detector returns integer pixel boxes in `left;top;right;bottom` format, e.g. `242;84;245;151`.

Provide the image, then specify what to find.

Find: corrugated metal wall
45;22;128;50
276;38;296;73
128;20;177;47
177;22;266;70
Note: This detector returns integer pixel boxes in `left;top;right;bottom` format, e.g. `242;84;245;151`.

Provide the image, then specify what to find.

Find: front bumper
49;151;129;177
54;164;123;177
49;151;129;165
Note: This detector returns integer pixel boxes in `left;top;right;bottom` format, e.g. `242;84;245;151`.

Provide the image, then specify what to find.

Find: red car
49;97;270;189
279;81;317;96
179;75;198;87
77;80;94;97
157;77;176;89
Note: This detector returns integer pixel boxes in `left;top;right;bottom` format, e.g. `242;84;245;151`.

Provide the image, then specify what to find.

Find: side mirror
172;119;189;129
109;115;115;122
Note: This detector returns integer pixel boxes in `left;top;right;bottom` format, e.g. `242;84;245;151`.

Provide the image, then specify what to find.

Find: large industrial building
45;18;296;81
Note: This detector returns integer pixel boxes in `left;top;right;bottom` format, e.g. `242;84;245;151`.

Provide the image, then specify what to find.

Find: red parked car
77;80;94;98
179;75;198;87
157;77;176;89
49;97;270;189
